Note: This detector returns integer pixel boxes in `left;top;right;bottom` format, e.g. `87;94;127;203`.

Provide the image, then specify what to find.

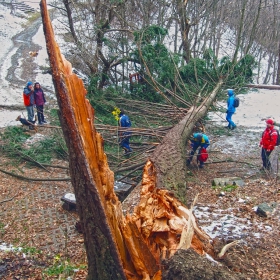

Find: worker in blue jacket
119;109;132;156
187;133;210;168
226;89;236;130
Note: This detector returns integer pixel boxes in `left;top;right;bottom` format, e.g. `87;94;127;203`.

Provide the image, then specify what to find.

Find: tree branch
0;168;71;181
0;193;18;204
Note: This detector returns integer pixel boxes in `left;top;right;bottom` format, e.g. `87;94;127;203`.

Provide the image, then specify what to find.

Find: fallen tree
246;84;280;90
151;80;223;197
40;0;227;279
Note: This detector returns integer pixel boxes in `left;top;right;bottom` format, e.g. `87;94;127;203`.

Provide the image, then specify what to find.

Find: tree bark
232;0;246;63
263;53;274;84
244;0;262;55
176;0;192;63
151;80;223;196
40;2;127;279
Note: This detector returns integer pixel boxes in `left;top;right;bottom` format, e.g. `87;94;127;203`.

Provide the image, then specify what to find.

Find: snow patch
194;205;270;240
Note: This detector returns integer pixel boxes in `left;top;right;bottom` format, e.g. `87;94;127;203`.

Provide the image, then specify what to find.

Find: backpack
120;115;131;128
197;147;208;163
274;129;280;146
262;129;280;146
233;97;239;108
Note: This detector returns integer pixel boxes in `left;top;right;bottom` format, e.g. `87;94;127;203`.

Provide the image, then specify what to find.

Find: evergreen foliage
86;23;257;112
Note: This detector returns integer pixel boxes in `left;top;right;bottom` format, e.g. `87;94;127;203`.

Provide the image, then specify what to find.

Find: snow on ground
0;5;25;106
209;89;280;129
0;243;21;252
31;23;54;93
194;204;272;240
207;89;280;163
0;1;55;126
0;5;68;127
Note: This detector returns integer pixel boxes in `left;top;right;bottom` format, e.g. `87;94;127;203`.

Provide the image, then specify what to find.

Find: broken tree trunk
40;2;126;279
151;80;223;196
40;0;215;279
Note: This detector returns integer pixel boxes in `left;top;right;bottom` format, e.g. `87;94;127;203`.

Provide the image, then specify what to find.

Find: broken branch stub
40;0;214;279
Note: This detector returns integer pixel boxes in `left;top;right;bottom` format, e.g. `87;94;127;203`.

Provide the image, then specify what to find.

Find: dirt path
0;2;55;127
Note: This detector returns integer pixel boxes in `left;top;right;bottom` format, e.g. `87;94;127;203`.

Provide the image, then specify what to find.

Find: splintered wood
40;1;213;279
127;161;214;259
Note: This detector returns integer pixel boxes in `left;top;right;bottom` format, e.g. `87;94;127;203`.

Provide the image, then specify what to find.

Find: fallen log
246;84;280;90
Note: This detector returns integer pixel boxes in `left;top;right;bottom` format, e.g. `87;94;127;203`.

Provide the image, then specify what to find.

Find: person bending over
187;133;210;168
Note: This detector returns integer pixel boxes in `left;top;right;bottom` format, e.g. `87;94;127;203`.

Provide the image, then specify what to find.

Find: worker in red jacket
259;119;278;170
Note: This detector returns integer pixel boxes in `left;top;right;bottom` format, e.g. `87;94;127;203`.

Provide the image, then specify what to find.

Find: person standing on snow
187;133;210;168
259;119;278;170
226;89;237;130
34;82;47;125
23;81;35;129
119;109;132;156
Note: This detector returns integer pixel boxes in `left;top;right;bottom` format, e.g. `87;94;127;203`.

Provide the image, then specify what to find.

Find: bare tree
277;42;280;85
